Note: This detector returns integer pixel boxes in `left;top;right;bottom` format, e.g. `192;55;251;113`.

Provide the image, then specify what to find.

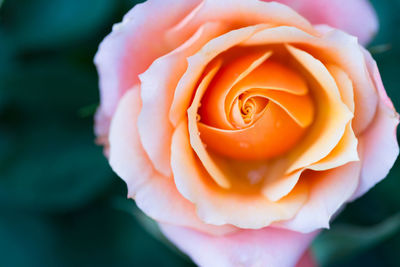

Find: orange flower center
197;49;315;160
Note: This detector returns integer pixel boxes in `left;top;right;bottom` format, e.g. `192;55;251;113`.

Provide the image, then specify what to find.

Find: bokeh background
0;0;399;266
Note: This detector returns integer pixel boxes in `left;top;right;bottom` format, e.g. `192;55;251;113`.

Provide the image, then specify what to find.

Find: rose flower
94;0;399;266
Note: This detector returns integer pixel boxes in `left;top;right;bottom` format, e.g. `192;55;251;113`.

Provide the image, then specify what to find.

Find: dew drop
247;165;268;184
239;142;249;148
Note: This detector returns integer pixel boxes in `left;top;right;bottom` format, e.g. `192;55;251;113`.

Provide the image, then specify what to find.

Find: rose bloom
94;0;399;266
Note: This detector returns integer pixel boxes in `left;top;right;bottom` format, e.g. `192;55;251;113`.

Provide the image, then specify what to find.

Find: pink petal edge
351;50;399;199
108;88;237;236
274;0;378;45
94;0;200;125
160;223;318;267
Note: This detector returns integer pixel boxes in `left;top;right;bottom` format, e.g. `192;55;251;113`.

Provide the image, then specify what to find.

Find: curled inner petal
231;95;269;127
199;102;308;160
198;52;315;160
184;27;355;211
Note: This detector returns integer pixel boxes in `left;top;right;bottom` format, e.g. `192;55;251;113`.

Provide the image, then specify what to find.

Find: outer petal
296;250;317;267
169;0;319;126
137;22;227;177
351;51;399;199
94;107;112;152
108;88;236;235
166;0;315;51
353;104;399;199
274;0;378;45
160;223;317;267
274;160;361;233
94;0;200;120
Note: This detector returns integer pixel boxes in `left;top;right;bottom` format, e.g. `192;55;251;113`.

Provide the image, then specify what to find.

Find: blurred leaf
112;197;165;242
313;213;400;266
369;0;400;110
78;103;98;118
0;61;115;212
1;61;97;113
2;0;117;50
123;0;146;10
0;124;114;212
0;203;195;267
111;196;194;263
0;30;18;76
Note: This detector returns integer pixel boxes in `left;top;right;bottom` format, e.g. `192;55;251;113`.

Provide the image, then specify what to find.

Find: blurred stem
369;43;392;54
313;212;400;266
109;197;193;263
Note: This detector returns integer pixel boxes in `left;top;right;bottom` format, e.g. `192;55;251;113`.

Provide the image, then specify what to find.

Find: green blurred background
0;0;399;266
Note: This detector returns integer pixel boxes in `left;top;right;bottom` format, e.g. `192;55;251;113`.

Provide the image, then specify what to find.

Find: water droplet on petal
239;142;249;148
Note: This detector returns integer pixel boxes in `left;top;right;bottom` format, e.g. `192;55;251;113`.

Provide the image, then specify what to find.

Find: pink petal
274;0;378;45
108;88;236;235
353;101;398;200
296;250;317;267
275;160;361;233
166;0;315;50
94;107;112;154
137;22;227;177
169;0;318;127
94;0;200;121
160;223;317;267
351;51;399;199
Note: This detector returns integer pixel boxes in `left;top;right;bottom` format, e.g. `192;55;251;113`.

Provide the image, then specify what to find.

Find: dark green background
0;0;399;266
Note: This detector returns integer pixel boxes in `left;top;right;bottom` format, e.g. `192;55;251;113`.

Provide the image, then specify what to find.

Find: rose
95;0;399;266
94;0;399;266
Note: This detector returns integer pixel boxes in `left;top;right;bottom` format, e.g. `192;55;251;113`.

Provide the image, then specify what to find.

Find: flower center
237;94;269;127
197;49;315;161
